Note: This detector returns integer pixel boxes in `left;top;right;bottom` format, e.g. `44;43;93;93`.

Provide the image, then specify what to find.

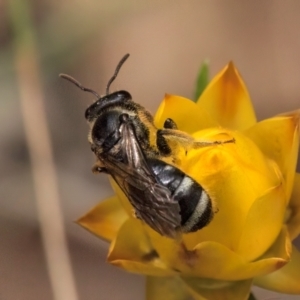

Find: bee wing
103;121;181;238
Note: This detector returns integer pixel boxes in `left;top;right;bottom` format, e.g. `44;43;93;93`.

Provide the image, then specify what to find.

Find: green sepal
194;59;209;102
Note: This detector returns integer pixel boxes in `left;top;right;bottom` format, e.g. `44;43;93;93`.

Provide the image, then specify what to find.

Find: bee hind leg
156;130;172;156
161;129;235;150
193;137;235;148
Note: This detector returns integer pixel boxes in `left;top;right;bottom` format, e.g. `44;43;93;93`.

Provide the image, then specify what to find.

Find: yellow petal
154;94;217;133
287;173;300;240
236;183;286;261
146;276;190;300
108;218;175;276
77;196;127;242
197;62;256;130
254;245;300;294
182;277;253;300
180;129;281;254
145;226;290;280
245;111;300;200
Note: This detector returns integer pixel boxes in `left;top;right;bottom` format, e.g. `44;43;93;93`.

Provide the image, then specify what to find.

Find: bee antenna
106;53;130;95
59;74;100;99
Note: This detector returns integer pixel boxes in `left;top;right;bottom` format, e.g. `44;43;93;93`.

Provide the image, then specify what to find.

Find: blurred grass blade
8;0;78;299
248;293;257;300
194;59;209;102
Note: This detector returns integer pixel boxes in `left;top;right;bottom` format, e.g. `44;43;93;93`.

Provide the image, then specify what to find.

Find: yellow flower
78;62;300;300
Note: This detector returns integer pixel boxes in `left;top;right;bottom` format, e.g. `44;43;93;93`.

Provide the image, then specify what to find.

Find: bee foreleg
92;161;108;174
92;166;108;174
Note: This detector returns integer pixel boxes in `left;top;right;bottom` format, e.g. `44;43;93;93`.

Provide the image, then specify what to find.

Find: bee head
59;53;131;122
84;90;132;121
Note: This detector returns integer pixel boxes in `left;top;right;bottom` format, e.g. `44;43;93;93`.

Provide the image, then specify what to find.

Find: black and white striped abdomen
148;158;214;233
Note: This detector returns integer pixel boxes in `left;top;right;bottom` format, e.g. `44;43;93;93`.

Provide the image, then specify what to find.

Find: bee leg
92;164;108;174
156;130;172;156
160;129;195;147
161;129;235;149
163;118;178;129
193;137;235;148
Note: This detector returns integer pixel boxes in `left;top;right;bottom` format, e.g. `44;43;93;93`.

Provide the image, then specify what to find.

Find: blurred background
1;0;300;299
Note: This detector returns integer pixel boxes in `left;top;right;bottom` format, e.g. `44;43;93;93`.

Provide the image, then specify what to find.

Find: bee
60;54;234;239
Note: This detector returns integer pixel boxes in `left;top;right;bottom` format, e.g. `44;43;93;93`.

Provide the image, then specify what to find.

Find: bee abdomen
174;176;213;233
148;159;213;233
